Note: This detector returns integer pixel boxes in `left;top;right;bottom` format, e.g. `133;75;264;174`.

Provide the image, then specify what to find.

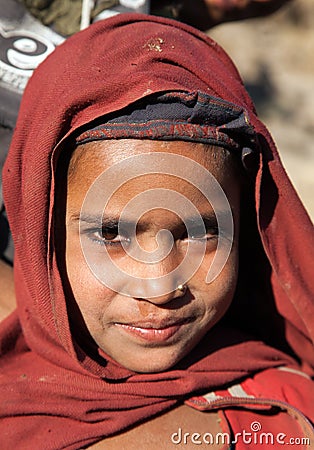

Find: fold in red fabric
0;13;313;449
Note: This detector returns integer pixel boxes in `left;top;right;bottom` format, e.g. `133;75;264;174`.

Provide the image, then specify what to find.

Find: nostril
131;281;188;305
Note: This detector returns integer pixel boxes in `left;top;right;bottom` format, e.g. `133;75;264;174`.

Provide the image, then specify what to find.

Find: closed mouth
115;317;193;342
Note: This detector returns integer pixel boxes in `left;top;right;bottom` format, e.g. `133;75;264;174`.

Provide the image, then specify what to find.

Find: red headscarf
1;14;313;449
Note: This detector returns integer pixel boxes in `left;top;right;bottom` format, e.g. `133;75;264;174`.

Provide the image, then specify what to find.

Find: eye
189;225;218;241
102;226;119;241
84;226;130;247
181;219;218;243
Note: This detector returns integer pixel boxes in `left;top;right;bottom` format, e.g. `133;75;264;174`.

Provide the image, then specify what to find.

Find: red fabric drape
0;14;313;449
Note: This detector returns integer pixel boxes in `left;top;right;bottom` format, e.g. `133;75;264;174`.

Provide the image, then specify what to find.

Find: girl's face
65;139;241;373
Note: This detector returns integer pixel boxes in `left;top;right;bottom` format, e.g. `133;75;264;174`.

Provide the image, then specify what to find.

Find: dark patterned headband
76;91;257;168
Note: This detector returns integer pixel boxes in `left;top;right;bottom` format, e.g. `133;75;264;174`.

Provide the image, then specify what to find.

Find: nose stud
176;284;187;296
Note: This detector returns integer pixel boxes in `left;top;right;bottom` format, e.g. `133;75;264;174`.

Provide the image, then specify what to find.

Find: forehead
68;139;231;186
66;140;239;222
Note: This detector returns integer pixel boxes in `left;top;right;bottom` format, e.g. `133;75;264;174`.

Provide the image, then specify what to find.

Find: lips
115;318;192;343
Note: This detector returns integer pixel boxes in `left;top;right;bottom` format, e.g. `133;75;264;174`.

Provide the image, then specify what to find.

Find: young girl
0;13;313;449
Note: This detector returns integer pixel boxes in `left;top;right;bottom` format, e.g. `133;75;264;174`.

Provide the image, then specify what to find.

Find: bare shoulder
88;404;223;449
0;259;15;321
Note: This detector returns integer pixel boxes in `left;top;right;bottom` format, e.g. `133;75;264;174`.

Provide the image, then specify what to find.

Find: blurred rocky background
209;0;314;219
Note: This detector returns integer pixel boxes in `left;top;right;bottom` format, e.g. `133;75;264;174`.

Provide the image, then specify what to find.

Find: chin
118;347;190;373
131;361;177;373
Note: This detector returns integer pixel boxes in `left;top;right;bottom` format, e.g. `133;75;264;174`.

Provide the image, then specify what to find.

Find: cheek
65;234;115;323
195;246;239;317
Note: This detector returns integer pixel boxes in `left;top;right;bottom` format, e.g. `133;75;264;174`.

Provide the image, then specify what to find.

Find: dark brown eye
101;226;119;241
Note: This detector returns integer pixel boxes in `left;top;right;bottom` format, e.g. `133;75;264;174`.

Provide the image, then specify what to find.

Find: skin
0;259;15;321
88;403;223;449
65;139;241;374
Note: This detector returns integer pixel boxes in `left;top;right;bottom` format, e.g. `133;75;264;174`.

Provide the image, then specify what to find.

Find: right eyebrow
70;213;136;230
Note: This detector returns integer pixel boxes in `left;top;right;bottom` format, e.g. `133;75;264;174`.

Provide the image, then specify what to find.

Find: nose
124;245;187;304
132;279;187;304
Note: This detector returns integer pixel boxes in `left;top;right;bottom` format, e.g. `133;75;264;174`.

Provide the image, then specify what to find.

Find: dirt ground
208;0;314;220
